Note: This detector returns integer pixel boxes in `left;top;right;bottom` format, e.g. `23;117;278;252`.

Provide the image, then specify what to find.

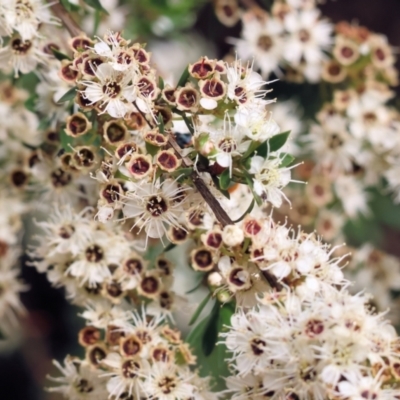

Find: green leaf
61;129;74;153
219;169;231;190
93;9;101;36
83;0;109;14
157;114;165;134
256;141;268;158
211;176;230;199
60;0;72;11
369;190;400;231
57;87;77;104
202;301;220;356
268;130;291;152
51;48;71;61
176;66;190;88
158;76;164;90
242;140;261;159
164;242;176;252
145;142;159;156
280;153;295;168
189;292;212;326
24;94;37;112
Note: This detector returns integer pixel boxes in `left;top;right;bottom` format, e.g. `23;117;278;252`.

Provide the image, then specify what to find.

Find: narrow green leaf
279;153;295;168
83;0;109;14
60;0;72;11
158;76;164;90
211;176;230;199
51;48;71;61
93;9;101;36
24;94;37;112
176;67;190;88
189;292;212;326
268;131;291;152
57;87;77;104
61;129;74;153
164;242;176;252
157;114;165;133
202;301;220;356
219;169;231;190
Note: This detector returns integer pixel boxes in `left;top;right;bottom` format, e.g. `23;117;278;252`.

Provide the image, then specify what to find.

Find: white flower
121;178;190;245
235;106;280;142
141;362;194;400
209;116;250;175
235;15;284;78
249;155;292;207
2;0;57;41
47;357;107;400
283;9;332;68
0;36;48;77
82;63;135;118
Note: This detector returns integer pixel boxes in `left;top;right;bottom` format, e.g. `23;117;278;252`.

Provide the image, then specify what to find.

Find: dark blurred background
2;1;400;399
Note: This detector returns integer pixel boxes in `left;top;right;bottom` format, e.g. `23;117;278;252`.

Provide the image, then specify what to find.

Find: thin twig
168;135;233;228
48;1;82;37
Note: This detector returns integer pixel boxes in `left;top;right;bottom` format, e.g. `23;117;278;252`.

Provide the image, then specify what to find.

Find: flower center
102;81;121;99
299;29;311;42
257;35;273;51
218;138;237;153
11;38;32;54
158;376;177;394
146;195;168;217
85;244;104;263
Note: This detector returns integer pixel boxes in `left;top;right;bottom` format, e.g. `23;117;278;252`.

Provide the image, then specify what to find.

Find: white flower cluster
0;0;58;76
223;286;400;400
234;0;332;82
305;82;400;216
49;308;218;400
30;205;186;318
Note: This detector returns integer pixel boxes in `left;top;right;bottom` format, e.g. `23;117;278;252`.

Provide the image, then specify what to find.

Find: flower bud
207;271;223;287
103;120;128;144
65;112;92;137
222;224;244;247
